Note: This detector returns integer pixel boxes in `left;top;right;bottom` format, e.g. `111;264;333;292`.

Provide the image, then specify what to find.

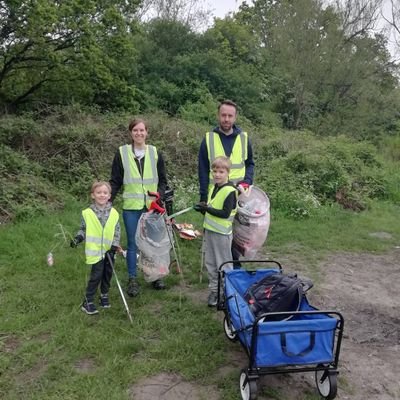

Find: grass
0;199;399;399
266;201;400;283
268;201;400;254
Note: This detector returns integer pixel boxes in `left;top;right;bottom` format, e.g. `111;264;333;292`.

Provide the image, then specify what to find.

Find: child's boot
207;292;218;307
81;301;99;315
99;293;111;308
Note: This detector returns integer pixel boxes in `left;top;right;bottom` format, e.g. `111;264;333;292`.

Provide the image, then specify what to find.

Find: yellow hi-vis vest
119;144;158;210
82;207;119;265
203;185;237;235
205;131;248;194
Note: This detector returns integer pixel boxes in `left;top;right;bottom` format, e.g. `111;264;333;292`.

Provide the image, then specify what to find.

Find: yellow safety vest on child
82;208;119;264
203;186;237;235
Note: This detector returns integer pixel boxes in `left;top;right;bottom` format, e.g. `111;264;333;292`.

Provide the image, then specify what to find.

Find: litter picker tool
199;235;205;283
106;252;133;324
165;206;193;220
164;216;183;276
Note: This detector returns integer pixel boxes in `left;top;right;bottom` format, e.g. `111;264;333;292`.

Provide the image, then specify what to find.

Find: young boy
194;156;237;307
71;181;121;315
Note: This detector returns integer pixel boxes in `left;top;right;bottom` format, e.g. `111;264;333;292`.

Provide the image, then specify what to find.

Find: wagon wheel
315;365;338;399
239;369;258;400
223;316;238;342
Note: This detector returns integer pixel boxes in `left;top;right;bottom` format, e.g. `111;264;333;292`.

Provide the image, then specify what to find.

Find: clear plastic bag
233;186;270;258
136;211;171;282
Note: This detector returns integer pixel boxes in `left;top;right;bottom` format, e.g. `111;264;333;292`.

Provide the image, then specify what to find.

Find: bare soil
135;249;400;399
310;250;400;400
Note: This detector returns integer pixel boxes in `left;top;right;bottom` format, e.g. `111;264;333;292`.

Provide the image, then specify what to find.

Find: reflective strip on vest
119;144;158;209
85;235;113;246
206;131;247;193
203;186;237;235
83;208;119;265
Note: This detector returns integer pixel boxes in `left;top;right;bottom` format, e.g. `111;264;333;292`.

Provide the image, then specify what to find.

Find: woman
110;118;168;296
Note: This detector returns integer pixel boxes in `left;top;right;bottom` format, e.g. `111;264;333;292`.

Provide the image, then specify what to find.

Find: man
198;100;255;263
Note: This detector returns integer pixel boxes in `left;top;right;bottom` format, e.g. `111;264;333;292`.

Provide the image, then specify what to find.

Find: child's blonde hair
211;156;231;172
90;180;111;194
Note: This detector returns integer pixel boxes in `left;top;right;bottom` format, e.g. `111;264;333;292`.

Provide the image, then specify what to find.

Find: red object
148;191;160;201
149;200;165;214
148;191;165;214
238;182;250;189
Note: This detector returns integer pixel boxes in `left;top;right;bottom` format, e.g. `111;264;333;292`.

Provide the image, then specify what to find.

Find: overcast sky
209;0;248;19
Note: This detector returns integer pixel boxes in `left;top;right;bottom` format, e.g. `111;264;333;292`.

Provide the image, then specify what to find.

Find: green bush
256;132;394;217
0;146;64;222
0;107;398;222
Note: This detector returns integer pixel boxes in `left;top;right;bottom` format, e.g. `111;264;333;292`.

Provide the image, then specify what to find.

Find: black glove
70;235;83;248
194;202;208;213
107;245;118;256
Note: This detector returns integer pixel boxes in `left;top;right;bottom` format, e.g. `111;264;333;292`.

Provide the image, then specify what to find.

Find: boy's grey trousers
204;229;233;294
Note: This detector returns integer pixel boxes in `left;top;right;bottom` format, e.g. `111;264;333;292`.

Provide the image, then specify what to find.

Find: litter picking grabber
106;252;133;324
165;206;194;220
164;217;184;275
199;235;205;283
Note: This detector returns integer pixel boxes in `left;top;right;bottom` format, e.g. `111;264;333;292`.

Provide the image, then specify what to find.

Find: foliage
236;0;400;137
255;131;393;218
1;0;399;141
1;107;399;223
0;145;64;222
0;0;140;112
0;107;210;220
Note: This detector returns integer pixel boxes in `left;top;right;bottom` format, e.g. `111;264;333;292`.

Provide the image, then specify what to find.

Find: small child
71;181;121;315
194;156;237;307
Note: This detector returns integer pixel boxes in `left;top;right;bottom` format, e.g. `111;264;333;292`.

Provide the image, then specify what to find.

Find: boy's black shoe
207;292;218;307
81;301;99;315
127;278;139;297
152;279;166;290
99;294;111;308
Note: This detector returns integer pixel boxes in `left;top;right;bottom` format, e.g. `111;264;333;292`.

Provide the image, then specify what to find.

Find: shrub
0;146;64;222
0;107;398;222
256;132;392;216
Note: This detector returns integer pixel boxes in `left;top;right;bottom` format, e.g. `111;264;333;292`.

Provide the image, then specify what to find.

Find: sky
210;0;246;19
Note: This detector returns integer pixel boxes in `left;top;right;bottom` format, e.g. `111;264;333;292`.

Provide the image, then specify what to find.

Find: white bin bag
136;211;171;282
232;186;270;258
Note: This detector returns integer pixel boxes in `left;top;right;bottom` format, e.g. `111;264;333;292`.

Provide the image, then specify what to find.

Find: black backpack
243;273;313;320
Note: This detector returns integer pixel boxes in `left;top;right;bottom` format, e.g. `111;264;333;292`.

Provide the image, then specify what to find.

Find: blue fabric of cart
225;269;280;337
253;306;337;367
224;269;337;367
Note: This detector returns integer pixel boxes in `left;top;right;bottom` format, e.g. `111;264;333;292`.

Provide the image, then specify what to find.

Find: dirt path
311;250;400;400
132;250;400;400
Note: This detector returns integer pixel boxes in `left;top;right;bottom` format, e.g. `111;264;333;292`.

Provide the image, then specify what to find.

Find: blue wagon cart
217;260;344;400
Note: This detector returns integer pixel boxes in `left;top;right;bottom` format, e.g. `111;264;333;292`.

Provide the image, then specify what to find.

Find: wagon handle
280;332;315;357
218;259;282;271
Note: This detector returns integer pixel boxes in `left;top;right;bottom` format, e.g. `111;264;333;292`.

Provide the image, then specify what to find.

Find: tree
330;0;383;42
381;0;400;58
235;0;399;136
137;0;213;31
0;0;141;112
